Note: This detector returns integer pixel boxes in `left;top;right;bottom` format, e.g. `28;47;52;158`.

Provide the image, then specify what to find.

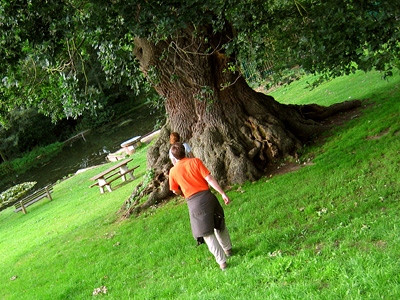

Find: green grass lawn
1;70;399;299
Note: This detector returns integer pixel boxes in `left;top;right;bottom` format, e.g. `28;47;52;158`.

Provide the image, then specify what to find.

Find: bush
0;182;36;210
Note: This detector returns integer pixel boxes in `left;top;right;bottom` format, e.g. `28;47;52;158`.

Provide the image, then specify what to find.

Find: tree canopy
1;0;399;126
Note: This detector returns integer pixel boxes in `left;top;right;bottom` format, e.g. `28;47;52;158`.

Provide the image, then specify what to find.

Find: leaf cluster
227;0;400;84
0;108;71;160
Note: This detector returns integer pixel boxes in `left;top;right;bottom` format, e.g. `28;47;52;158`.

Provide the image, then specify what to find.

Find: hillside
1;70;399;300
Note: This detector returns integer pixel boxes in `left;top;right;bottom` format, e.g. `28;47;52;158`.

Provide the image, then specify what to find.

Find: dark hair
171;142;185;160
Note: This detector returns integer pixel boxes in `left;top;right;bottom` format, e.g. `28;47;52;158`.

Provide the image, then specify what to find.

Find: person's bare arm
205;174;230;205
172;189;182;196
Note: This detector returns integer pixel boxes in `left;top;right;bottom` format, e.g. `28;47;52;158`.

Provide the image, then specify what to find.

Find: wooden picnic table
121;135;142;155
89;158;139;193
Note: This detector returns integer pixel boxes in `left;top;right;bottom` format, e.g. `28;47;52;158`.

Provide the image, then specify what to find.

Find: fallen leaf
93;286;108;295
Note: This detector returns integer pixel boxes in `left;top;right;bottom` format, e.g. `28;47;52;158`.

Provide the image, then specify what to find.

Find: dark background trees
0;109;75;162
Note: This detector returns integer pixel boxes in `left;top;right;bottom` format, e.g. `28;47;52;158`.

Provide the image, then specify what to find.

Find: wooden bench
89;165;140;193
14;185;54;214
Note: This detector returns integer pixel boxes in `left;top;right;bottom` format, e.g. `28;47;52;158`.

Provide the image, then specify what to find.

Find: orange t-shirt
169;158;210;198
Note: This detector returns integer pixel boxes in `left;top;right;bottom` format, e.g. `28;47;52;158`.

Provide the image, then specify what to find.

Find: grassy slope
1;70;399;299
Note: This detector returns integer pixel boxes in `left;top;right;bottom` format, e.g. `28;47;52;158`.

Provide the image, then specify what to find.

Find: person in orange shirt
169;142;232;271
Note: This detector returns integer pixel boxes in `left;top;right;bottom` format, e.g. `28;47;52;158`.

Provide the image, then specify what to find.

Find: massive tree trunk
120;24;360;217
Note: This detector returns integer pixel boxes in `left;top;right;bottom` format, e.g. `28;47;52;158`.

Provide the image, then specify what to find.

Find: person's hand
222;193;230;205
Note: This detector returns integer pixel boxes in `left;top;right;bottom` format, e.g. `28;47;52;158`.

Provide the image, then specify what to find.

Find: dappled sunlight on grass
270;70;400;106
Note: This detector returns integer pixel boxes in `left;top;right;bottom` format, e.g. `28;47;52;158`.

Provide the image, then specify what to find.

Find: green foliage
0;142;63;183
0;1;148;126
145;92;166;113
194;85;214;105
12;142;63;169
0;108;75;160
0;181;36;209
0;161;12;178
230;0;400;85
1;0;399;126
136;168;155;204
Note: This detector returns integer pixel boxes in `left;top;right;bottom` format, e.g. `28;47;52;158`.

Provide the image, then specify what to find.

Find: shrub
0;182;37;210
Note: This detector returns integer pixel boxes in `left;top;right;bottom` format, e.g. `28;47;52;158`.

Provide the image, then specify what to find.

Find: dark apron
186;189;225;239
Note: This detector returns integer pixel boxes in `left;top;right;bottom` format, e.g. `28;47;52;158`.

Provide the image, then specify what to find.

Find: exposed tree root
117;171;173;220
117;99;363;220
122;21;367;220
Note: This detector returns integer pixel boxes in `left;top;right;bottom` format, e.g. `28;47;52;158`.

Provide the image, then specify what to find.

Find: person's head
171;142;185;160
170;132;180;144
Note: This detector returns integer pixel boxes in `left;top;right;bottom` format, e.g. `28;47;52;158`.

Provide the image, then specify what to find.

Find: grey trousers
203;227;232;265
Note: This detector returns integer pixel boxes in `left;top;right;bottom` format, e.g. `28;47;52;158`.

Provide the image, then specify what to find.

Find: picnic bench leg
120;165;135;180
105;184;112;193
98;178;112;193
119;166;128;181
45;186;53;201
98;178;110;194
20;201;27;214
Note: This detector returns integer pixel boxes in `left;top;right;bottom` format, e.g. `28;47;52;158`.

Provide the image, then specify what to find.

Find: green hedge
0;182;36;211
